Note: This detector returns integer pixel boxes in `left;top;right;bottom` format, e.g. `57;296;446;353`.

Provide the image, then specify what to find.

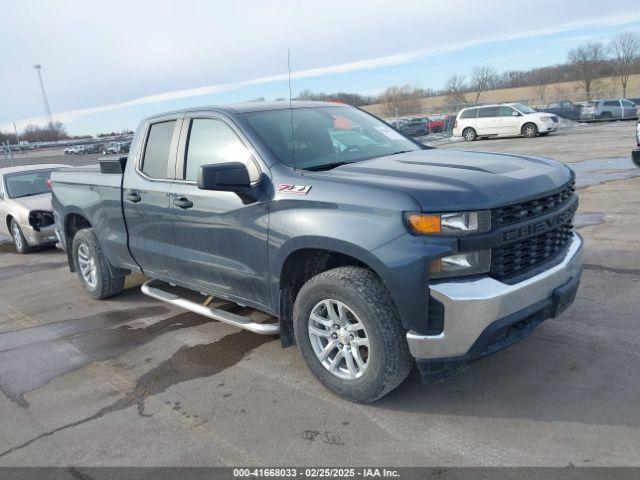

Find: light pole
33;64;53;126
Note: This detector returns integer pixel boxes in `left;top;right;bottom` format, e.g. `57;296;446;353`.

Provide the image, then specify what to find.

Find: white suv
453;103;559;141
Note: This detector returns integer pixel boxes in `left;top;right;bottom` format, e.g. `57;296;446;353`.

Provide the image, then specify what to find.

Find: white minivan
453;103;559;141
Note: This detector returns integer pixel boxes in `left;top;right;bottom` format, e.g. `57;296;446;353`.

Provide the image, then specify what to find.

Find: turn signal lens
406;214;441;234
405;211;491;235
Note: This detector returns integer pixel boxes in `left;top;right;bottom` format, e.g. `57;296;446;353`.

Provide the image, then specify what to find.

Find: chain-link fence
2;142;17;168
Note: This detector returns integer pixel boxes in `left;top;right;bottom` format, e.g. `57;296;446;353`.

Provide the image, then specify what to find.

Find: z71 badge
278;184;311;195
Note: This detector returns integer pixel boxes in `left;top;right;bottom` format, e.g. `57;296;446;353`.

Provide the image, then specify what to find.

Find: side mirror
198;162;251;192
512;111;519;116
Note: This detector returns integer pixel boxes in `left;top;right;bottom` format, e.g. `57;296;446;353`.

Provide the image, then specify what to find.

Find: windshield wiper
304;161;354;172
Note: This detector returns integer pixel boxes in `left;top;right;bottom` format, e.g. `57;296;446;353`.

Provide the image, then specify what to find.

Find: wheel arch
63;212;93;272
275;238;393;347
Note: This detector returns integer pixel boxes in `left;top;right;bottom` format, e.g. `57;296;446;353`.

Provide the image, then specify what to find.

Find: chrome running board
141;280;279;335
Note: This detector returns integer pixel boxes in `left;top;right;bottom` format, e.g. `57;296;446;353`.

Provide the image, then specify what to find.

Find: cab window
141;120;176;178
184;118;260;183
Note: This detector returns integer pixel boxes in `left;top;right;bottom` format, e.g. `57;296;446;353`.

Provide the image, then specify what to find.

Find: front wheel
463;127;477;141
10;219;33;254
522;123;539;137
72;228;124;299
293;267;413;403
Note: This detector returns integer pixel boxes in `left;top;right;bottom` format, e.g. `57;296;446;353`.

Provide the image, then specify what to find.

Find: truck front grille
490;219;573;280
491;181;575;228
490;182;577;281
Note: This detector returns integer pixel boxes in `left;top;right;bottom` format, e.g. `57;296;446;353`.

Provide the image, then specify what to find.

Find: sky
1;0;640;135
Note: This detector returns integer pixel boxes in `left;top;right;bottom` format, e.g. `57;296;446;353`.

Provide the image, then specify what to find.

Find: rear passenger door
476;107;499;136
122;117;182;278
168;115;270;308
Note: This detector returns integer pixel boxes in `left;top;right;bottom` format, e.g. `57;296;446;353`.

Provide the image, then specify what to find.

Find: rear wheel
462;127;477;141
72;228;124;299
522;123;538;137
10;219;33;254
293;267;413;403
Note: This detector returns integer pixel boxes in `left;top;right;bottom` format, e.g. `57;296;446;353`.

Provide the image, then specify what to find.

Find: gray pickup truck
52;101;583;403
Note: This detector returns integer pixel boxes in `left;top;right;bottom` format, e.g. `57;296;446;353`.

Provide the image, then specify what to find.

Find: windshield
511;103;536;114
4;169;55;199
242;106;420;170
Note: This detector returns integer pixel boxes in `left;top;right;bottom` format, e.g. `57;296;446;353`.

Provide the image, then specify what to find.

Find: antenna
287;49;295;170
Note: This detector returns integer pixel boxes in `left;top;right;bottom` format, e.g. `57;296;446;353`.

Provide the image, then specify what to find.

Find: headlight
429;250;491;279
541;116;554;122
405;211;491;235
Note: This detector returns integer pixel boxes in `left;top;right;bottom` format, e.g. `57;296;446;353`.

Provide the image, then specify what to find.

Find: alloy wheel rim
77;243;98;288
12;222;22;250
308;299;370;380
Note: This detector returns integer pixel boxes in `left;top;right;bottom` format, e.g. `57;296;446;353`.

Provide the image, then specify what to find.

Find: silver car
580;99;639;121
0;164;66;253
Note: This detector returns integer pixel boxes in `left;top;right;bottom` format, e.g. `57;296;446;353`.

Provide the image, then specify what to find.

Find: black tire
72;228;124;299
293;267;413;403
522;122;538;138
462;127;477;141
10;218;33;254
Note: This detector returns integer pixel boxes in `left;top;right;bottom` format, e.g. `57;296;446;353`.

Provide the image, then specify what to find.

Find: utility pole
13;122;20;145
33;64;53;126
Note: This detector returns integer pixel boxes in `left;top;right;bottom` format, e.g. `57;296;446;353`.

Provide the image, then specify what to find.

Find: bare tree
470;66;498;103
609;32;640;98
444;74;467;104
568;41;606;100
379;84;424;117
531;67;554;104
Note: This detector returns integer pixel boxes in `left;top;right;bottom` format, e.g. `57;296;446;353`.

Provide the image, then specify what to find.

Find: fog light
429;250;491;279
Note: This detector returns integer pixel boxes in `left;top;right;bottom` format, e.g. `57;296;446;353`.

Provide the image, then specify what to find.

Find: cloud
2;1;640;132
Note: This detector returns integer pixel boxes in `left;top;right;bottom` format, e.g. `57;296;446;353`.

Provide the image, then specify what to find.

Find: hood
314;149;572;211
10;192;53;212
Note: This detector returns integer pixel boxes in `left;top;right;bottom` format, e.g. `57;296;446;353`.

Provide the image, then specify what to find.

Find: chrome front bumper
407;233;583;360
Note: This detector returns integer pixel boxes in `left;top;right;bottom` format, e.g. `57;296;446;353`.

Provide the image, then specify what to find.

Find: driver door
497;106;521;135
168;115;270;308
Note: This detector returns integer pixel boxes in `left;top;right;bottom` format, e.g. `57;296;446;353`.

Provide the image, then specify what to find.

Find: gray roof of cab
147;100;349;119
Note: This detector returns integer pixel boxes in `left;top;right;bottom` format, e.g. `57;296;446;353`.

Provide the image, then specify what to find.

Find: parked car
453;103;559;141
537;100;582;121
83;144;103;154
633;122;640;168
427;115;445;133
120;141;131;153
0;164;65;253
102;142;122;155
397;117;429;137
580;99;639;121
64;145;84;155
52;101;582;403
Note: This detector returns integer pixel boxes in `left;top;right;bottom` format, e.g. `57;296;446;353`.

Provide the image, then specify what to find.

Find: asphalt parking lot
1;121;640;467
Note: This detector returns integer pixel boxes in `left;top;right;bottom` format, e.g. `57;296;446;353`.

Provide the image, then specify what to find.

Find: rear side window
478;107;499;118
184;118;259;183
603;100;619;107
141;120;176;178
459;109;477;119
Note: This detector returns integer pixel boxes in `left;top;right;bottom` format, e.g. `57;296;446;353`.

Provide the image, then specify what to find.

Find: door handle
125;192;141;203
173;197;193;209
